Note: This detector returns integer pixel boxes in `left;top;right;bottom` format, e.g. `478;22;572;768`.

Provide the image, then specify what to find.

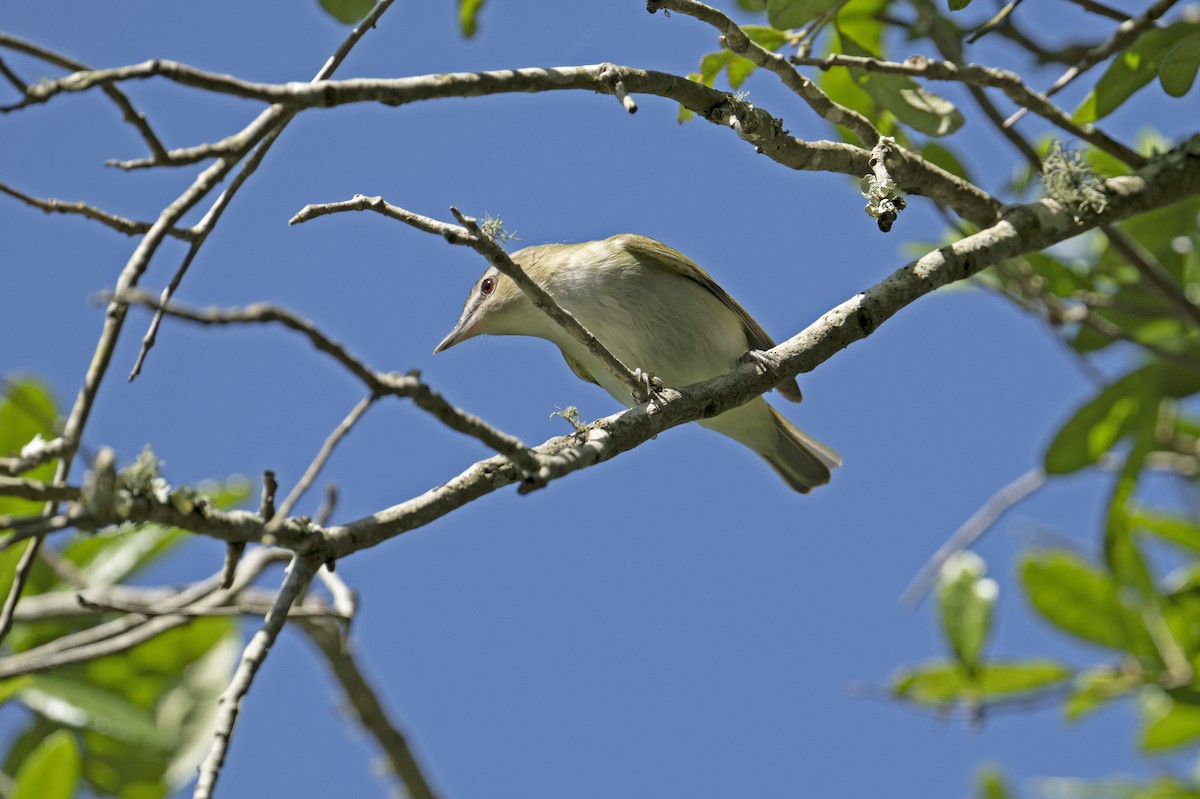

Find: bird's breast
547;263;749;402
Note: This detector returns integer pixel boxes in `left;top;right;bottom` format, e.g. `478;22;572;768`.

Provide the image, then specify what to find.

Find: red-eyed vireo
435;234;840;492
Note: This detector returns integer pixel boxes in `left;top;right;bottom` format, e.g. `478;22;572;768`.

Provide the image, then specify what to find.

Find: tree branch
7;58;1003;225
112;289;542;473
1005;0;1182;127
194;554;320;799
301;618;441;799
791;53;1145;169
0;32;168;160
318;136;1200;555
0;181;198;241
645;0;882;146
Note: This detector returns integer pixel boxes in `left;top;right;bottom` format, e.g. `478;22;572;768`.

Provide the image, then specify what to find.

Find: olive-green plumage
435;234;840;492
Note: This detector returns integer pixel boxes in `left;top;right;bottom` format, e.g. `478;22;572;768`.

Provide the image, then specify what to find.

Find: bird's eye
480;276;496;296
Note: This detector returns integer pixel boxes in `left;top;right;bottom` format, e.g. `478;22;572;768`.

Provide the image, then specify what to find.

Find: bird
434;234;840;492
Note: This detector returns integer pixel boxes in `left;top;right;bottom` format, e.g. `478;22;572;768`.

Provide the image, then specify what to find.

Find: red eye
480;276;496;295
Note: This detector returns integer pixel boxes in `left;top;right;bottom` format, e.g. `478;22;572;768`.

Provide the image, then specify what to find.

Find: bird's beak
433;314;475;354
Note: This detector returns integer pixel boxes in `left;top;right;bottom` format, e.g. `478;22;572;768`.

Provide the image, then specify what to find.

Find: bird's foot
631;367;665;404
743;348;779;375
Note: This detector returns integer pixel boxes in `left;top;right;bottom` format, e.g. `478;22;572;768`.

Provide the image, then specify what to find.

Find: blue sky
2;1;1196;797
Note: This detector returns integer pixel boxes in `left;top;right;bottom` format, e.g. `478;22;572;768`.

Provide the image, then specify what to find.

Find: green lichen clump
1042;142;1107;221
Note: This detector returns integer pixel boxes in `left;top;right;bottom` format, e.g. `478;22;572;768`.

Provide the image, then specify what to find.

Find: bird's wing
617;234;803;402
561;351;600;386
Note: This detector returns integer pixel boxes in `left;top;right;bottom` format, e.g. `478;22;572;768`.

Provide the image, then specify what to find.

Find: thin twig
314;483;338;527
0;56;27;94
0;33;167;159
316;562;356;620
792;53;1145;168
117;288;543;470
0;181;198;241
1101;224;1200;329
0;514;76;551
267;396;378;534
77;589;344;619
966;0;1025;44
125;1;395;382
194;554;320;799
3;55;1003;224
0;548;290;678
646;0;881;146
290;196;651;402
900;467;1047;608
302;618;440;799
127;0;397;372
0;436;68;477
0;476;80;504
1004;0;1181;127
1064;0;1131;21
0;537;43;642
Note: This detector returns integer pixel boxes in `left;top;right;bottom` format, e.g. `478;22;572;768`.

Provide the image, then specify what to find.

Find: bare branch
129;1;395;371
0;180;197;241
0;475;79;504
6;57;1003;224
320;137;1200;556
0;33;168;159
1064;0;1131;21
194;554;320;799
900;467;1047;609
268;395;378;533
292;195;663;402
645;0;881;146
113;289;542;471
0;547;291;679
0;55;25;94
314;0;397;82
302;618;441;799
0;436;68;477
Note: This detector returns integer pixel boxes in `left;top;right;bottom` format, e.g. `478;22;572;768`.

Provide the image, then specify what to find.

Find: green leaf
937;552;995;675
893;660;1071;705
161;635;240;789
1020;550;1155;656
1160;37;1200;97
317;0;374;25
949;0;972;9
1142;692;1200;751
0;676;32;705
1043;365;1153;474
840;33;963;136
920;141;972;182
1023;252;1092;298
767;0;842;30
1132;508;1200;552
0;377;61;519
12;730;80;799
458;0;487;38
743;25;787;51
835;0;888;54
1065;667;1138;721
1103;397;1159;600
22;675;171;751
699;50;737;87
975;765;1012;799
1074;22;1200;123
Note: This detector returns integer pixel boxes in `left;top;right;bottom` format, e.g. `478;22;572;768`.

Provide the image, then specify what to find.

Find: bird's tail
761;408;841;493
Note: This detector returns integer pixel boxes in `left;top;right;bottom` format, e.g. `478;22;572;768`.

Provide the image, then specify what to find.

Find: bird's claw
631;368;665;403
744;349;779;374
